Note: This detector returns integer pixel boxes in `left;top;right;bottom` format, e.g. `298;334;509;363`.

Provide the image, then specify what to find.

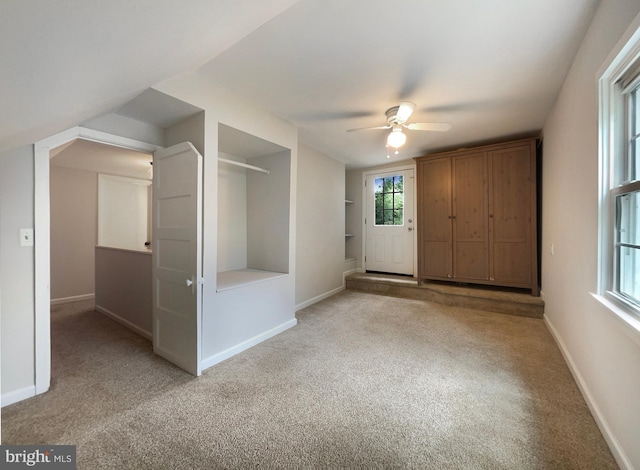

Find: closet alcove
217;123;291;291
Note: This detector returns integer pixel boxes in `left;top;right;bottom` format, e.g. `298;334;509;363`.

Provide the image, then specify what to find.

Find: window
599;26;640;318
374;175;403;225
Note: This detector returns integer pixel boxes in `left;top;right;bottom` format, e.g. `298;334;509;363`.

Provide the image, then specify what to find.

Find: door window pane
374;175;404;225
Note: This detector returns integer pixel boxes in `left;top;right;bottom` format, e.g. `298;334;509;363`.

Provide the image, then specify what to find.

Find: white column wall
0;146;36;403
295;144;345;306
153;73;298;367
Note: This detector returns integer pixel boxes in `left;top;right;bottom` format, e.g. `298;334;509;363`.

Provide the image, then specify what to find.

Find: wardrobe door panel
452;153;489;280
489;145;532;285
419;157;452;279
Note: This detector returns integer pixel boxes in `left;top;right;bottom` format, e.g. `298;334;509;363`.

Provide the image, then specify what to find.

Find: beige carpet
2;291;617;469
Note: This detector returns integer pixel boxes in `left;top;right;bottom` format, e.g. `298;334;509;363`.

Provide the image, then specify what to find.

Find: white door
152;142;202;376
365;169;415;275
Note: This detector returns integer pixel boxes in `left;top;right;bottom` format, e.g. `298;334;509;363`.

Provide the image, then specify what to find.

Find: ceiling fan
347;101;451;154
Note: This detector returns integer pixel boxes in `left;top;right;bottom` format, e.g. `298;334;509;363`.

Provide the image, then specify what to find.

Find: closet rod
218;157;270;174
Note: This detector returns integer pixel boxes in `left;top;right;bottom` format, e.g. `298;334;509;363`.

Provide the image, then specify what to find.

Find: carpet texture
2;291;617;469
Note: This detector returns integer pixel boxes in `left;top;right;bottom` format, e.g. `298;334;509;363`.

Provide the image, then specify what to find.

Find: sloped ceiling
0;0;299;153
1;0;600;168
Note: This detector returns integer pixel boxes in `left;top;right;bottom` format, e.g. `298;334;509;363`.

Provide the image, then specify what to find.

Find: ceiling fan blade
347;125;391;132
395;101;416;124
405;122;452;132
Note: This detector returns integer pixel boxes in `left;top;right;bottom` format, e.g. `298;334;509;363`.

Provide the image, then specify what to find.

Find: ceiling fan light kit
347;100;452;156
387;127;407;148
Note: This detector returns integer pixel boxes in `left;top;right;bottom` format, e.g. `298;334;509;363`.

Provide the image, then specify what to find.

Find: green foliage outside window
375;176;403;225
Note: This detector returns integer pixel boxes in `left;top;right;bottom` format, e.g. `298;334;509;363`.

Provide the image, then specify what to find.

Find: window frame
598;24;640;323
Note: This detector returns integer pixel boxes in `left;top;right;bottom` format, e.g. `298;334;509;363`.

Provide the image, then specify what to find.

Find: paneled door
452;153;489;280
152;142;202;376
365;169;415;275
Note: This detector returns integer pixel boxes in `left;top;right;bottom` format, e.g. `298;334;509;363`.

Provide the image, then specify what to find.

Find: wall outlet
20;228;34;247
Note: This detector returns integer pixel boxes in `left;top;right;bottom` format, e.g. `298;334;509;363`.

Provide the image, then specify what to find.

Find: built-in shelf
217;268;287;292
345;198;356;265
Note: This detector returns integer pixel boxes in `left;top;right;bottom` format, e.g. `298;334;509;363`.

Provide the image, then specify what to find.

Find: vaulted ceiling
1;0;600;168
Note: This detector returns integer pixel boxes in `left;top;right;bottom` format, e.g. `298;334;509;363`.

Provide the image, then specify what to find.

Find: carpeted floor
2;291;617;469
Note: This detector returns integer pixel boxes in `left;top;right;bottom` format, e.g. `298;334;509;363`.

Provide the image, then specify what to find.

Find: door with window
365;169;415;275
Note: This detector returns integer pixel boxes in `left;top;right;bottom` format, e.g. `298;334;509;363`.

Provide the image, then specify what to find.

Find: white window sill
590;292;640;347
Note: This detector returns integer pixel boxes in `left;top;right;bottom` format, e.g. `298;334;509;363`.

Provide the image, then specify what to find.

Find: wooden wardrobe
414;138;539;296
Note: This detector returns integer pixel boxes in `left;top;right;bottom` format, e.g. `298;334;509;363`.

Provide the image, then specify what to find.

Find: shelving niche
345;199;357;263
217;123;291;291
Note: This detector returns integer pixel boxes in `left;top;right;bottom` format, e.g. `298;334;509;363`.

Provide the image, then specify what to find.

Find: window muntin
374;175;404;225
614;187;640;307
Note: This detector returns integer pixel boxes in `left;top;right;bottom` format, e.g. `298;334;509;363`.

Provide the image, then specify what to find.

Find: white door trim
361;163;417;276
34;126;161;395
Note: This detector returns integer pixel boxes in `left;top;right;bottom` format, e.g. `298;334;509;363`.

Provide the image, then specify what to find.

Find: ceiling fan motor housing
385;106;401;124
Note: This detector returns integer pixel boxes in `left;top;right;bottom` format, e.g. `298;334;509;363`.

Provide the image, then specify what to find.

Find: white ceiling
1;0;600;169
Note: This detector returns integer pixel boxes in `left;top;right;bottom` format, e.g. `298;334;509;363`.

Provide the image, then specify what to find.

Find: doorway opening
34;89;204;396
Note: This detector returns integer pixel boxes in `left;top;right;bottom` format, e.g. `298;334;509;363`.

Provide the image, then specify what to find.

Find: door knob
408;227;413;231
185;279;193;287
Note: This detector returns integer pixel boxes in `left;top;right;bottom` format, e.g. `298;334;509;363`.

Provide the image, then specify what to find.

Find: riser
346;276;544;319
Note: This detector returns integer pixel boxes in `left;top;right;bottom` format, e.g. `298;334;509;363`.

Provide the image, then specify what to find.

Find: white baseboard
296;284;345;311
1;385;36;408
544;314;633;470
201;318;297;371
51;293;95;305
95;305;152;340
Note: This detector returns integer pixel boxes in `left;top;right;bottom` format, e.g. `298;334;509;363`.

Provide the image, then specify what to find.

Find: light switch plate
20;228;34;247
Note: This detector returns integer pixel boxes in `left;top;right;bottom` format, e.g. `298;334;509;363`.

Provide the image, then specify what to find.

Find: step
345;272;544;319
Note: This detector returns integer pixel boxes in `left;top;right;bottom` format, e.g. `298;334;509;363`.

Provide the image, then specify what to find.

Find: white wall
296;144;345;306
83;113;165;147
247;151;291;274
0;146;36;403
541;1;640;468
95;246;152;338
97;174;151;251
50;166;97;301
217;152;248;272
165;112;205;156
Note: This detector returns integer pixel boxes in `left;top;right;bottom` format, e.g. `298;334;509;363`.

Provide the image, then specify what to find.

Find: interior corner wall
50;166;97;301
345;168;364;270
0;145;36;401
165;111;205;156
247;151;291;274
295;144;345;306
540;1;640;468
217;152;248;273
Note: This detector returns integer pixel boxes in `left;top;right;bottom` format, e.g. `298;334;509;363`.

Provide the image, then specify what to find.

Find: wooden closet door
489;145;533;287
418;157;452;279
452;153;489;280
